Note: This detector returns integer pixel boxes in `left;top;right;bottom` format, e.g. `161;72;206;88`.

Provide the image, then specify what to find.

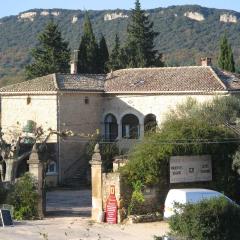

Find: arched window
144;114;157;133
122;114;140;139
104;114;118;141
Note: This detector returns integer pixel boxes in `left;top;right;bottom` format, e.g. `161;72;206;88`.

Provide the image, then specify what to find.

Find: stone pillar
27;144;45;219
90;143;103;222
117;121;122;140
139;123;144;139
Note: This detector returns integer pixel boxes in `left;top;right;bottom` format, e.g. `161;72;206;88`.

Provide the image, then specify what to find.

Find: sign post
0;209;13;227
106;185;118;224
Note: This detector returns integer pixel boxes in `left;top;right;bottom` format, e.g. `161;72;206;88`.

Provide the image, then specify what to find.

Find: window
122;114;140;139
104;114;118;141
144;114;157;132
47;161;57;174
27;96;31;105
84;96;89;104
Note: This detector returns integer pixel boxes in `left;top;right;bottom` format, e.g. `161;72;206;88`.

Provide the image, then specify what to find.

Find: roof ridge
112;66;208;72
53;73;60;90
208;67;227;90
58;73;106;77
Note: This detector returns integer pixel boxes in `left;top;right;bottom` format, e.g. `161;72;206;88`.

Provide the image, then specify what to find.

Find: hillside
1;5;240;86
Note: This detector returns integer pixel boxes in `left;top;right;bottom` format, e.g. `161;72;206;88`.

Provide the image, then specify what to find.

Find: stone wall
1;95;58;143
58;93;103;182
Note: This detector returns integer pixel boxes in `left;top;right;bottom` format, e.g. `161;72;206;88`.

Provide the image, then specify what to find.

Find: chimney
201;57;212;67
70;50;79;74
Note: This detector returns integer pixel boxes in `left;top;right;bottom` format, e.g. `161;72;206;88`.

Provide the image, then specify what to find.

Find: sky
1;0;240;18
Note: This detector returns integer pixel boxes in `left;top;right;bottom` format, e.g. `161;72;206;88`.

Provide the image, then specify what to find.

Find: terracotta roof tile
0;74;105;93
213;68;240;91
104;67;227;92
1;66;239;95
57;74;105;91
0;74;57;93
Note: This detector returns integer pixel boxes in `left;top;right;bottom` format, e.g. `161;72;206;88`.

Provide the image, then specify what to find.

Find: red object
106;185;118;224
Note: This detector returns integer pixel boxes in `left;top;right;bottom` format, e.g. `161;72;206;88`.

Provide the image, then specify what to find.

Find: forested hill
1;5;240;86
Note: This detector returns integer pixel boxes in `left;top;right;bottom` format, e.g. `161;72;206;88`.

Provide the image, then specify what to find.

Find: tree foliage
169;197;240;240
3;6;240;84
123;0;164;68
121;97;240;201
218;34;235;72
98;35;109;73
77;13;99;74
108;35;125;71
25;21;70;79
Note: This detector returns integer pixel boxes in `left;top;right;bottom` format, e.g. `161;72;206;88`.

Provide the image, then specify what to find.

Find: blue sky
1;0;240;18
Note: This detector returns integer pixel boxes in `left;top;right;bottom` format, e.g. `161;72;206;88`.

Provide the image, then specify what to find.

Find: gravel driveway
0;189;169;239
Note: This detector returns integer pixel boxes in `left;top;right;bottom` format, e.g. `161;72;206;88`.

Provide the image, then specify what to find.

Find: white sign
170;155;212;183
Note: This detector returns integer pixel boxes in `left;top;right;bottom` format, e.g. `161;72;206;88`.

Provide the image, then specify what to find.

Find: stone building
1;59;240;185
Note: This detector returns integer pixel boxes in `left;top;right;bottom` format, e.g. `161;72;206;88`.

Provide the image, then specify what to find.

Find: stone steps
62;168;90;189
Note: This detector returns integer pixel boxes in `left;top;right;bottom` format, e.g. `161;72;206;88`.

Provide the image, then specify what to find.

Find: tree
98;35;109;73
218;34;235;72
25;21;70;79
108;34;125;71
123;0;163;68
78;13;99;74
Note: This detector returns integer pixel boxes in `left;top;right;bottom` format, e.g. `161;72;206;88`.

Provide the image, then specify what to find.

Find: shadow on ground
46;189;91;217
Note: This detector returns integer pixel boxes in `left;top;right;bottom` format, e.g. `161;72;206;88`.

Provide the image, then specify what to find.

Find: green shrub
7;173;39;220
169;197;240;240
128;181;145;215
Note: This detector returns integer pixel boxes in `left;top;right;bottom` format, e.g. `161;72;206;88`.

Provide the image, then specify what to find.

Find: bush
7;173;39;220
169;197;240;240
128;181;145;215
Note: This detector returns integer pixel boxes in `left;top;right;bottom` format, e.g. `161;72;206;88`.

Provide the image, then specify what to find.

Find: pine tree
98;35;109;73
25;21;70;79
108;34;125;71
78;13;99;74
218;34;235;72
124;0;163;68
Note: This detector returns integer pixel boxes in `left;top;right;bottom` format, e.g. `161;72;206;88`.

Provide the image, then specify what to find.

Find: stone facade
1;95;58;143
58;93;103;181
102;93;224;150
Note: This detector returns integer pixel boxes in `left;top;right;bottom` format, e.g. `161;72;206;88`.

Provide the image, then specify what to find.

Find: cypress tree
227;44;235;72
78;13;99;74
218;34;235;72
108;34;125;71
124;0;163;68
98;35;109;73
25;21;70;79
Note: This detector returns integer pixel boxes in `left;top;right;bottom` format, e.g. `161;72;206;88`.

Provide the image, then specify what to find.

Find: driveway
0;217;169;240
46;189;91;217
0;189;169;239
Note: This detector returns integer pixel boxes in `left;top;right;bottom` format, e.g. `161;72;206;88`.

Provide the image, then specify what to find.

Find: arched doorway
104;114;118;141
144;114;157;132
122;114;140;139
